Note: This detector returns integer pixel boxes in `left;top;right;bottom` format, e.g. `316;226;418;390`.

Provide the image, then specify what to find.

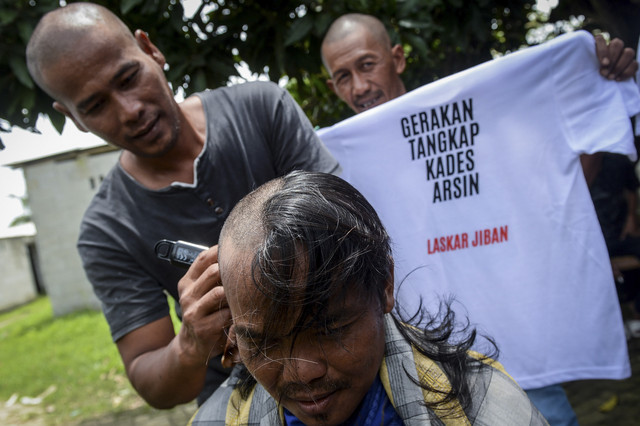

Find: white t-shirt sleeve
551;31;640;158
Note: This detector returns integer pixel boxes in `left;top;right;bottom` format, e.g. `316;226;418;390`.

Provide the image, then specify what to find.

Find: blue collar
283;375;404;425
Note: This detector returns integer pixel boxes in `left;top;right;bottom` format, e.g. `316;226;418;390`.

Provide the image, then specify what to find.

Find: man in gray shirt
26;2;338;408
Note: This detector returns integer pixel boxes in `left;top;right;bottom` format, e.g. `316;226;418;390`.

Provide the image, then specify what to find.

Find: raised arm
116;247;231;408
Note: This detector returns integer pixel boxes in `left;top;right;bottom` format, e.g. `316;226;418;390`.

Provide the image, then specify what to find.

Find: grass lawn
0;296;188;425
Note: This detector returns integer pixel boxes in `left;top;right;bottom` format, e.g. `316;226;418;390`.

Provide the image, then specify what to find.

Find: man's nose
116;94;144;124
352;72;370;96
282;341;327;384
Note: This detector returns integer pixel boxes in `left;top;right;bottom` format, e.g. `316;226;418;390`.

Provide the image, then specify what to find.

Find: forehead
221;242;373;335
222;242;301;310
231;282;371;341
323;26;389;73
220;242;261;311
41;30;140;101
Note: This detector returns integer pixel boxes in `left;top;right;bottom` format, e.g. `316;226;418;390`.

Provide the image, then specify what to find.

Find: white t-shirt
318;30;640;389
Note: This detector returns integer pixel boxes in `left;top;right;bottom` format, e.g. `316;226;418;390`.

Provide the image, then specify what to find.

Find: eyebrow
234;310;356;339
322;310;353;324
357;53;378;64
234;325;266;342
76;61;139;112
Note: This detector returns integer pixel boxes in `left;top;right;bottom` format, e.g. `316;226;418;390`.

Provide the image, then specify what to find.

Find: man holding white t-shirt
320;13;638;425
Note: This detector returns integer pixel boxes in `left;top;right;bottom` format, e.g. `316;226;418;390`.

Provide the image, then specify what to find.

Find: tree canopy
1;0;637;140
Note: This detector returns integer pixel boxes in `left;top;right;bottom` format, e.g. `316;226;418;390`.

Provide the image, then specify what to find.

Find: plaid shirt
190;314;548;425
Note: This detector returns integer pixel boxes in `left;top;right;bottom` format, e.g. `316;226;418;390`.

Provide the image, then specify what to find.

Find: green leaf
121;0;144;15
193;69;207;92
404;33;428;58
208;59;239;80
284;15;313;46
49;111;66;135
313;13;333;37
398;19;433;30
17;21;33;45
9;56;33;89
398;0;431;19
166;61;188;83
0;8;18;25
22;86;35;111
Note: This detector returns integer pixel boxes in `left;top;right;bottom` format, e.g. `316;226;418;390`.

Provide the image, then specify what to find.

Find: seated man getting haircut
190;171;547;425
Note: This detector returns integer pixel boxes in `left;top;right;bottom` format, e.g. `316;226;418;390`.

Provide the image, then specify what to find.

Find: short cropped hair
26;2;134;96
321;13;392;70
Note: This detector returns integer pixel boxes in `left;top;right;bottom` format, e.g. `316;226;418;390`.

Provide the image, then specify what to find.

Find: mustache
277;378;351;401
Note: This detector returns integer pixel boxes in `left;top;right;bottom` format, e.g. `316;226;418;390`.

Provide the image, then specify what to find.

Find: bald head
26;2;135;96
219;176;283;262
321;14;391;70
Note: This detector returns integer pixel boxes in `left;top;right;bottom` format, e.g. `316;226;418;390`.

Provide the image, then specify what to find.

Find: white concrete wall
23;148;120;316
0;231;37;311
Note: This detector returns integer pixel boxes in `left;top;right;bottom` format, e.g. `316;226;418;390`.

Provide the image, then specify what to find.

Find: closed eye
121;69;139;88
361;60;375;70
241;336;279;361
334;72;350;85
85;99;105;115
318;319;355;338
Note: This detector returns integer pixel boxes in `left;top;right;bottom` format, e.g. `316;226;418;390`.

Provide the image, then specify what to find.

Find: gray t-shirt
77;81;339;400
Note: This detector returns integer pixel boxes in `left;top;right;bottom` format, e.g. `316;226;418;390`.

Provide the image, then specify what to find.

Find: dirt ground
564;336;640;425
0;401;196;426
73;403;196;426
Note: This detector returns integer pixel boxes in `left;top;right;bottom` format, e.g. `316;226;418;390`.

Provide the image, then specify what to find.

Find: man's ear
53;101;88;133
134;29;166;67
383;260;395;314
391;44;406;75
221;325;241;368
